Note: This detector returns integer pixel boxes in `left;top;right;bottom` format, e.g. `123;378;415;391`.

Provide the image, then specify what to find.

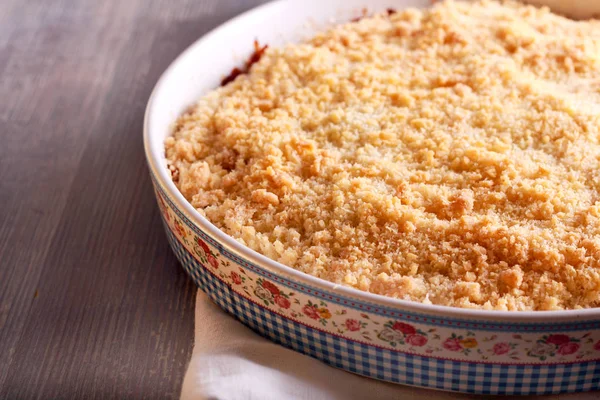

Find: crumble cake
165;0;600;311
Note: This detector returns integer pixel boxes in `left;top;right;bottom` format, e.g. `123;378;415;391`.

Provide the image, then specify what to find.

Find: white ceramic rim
143;0;600;322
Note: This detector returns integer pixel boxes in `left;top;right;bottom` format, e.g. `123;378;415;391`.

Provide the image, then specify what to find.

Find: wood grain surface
0;0;268;398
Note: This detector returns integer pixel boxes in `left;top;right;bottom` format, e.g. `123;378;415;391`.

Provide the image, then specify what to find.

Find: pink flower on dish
391;322;416;336
545;334;570;346
345;319;361;332
230;271;242;285
207;254;219;269
406;334;428;347
274;295;291;309
196;237;210;254
443;338;463;352
262;281;280;296
303;305;320;320
557;342;579;355
493;342;511;355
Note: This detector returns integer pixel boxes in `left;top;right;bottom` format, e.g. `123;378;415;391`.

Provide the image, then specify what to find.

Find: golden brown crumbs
166;0;600;311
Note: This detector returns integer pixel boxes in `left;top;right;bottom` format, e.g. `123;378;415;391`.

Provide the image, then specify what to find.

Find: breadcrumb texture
165;0;600;311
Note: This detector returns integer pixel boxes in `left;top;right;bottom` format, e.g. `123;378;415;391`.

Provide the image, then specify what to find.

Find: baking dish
144;0;600;394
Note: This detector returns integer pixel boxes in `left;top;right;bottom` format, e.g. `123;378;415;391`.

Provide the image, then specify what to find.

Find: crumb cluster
166;0;600;310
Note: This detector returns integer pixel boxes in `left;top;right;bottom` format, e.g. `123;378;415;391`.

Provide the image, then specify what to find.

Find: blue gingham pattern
164;225;600;395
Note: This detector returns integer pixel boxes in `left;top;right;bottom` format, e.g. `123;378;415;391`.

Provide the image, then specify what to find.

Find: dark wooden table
0;0;268;398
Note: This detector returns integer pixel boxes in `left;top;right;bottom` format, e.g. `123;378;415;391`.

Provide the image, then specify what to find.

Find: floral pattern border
155;187;600;364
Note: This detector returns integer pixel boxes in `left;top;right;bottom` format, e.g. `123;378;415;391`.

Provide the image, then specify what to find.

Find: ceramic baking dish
144;0;600;394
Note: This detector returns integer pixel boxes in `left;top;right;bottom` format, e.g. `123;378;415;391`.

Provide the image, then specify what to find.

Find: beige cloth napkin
180;290;599;400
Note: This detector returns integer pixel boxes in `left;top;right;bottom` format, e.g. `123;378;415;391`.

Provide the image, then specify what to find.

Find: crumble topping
166;0;600;310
